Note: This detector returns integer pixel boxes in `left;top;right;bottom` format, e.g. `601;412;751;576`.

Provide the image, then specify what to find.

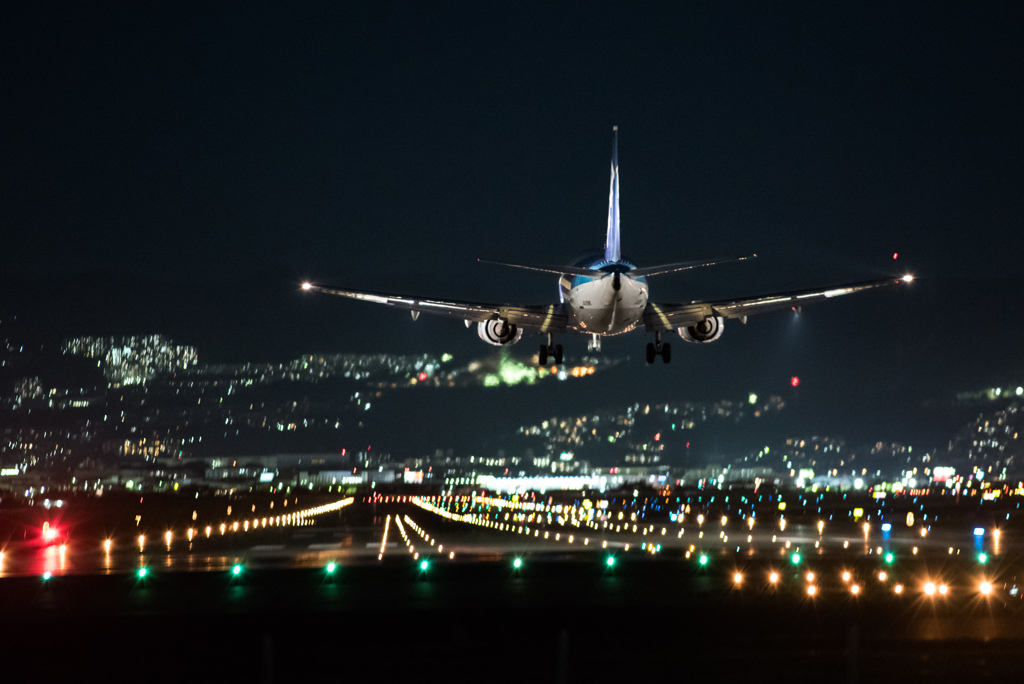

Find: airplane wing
302;283;567;332
643;276;912;331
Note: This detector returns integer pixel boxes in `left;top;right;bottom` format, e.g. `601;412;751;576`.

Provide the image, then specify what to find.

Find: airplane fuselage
559;256;649;335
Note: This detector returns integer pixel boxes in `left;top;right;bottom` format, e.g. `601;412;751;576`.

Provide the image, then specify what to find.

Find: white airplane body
303;127;911;365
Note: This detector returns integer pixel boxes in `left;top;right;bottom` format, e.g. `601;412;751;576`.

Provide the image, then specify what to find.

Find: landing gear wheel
662;343;671;364
646;342;656;364
538;345;548;366
553;344;564;365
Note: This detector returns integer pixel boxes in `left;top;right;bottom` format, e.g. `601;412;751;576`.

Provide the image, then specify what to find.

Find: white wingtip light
301;282;313;291
902;275;914;283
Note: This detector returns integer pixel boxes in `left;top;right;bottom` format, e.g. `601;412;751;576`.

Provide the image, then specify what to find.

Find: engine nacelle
678;316;724;343
477;319;523;346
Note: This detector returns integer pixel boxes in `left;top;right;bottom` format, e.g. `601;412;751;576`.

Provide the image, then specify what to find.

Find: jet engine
477;319;522;346
678;316;724;343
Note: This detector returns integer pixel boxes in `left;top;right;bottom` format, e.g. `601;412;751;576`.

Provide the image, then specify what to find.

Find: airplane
302;127;912;365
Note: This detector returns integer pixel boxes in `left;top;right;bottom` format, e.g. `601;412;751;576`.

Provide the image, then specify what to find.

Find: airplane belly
567;277;648;335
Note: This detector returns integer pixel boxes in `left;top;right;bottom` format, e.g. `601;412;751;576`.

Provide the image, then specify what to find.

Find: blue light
881;523;892;532
974;527;985;537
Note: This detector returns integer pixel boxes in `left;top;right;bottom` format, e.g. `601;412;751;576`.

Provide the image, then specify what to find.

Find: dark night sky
3;3;1024;447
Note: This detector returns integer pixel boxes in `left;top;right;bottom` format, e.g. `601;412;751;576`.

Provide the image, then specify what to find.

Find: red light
418;372;428;382
790;376;800;387
654;432;661;442
893;252;898;260
41;522;58;544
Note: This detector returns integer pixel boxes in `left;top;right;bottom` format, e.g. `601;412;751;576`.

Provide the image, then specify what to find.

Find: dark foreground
5;555;1022;684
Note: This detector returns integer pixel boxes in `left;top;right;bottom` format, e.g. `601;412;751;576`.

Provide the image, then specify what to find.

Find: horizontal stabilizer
477;258;608;278
629;254;757;278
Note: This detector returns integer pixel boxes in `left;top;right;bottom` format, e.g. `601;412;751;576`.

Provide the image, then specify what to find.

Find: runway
3;493;1024;682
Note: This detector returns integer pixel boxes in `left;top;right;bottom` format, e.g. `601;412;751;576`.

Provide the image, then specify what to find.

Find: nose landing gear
646;331;671;364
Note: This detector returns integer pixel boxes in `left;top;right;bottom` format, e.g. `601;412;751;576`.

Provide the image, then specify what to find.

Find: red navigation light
790;376;800;388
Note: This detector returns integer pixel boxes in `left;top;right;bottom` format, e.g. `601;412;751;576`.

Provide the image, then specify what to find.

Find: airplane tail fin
605;126;621;263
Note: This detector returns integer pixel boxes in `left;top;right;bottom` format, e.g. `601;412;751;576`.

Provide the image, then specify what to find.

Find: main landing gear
539;333;563;366
646;331;671;364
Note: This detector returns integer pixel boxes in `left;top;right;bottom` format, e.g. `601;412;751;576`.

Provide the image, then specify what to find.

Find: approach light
769;571;779;584
924;582;936;596
980;581;993;596
733;572;743;584
894;584;904;594
807;585;817;596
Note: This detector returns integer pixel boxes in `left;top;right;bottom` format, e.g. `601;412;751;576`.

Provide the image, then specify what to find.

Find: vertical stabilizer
604;126;621;263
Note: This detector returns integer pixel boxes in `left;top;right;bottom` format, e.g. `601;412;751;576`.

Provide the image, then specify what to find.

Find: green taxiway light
419;560;429;571
884;552;895;564
978;552;989;564
606;556;616;567
791;553;801;565
137;568;148;579
513;558;522;569
42;571;52;581
326;562;337;573
232;564;243;575
699;554;709;566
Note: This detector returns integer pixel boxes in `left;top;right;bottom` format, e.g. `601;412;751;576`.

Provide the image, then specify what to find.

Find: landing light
902;275;914;283
301;282;312;290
